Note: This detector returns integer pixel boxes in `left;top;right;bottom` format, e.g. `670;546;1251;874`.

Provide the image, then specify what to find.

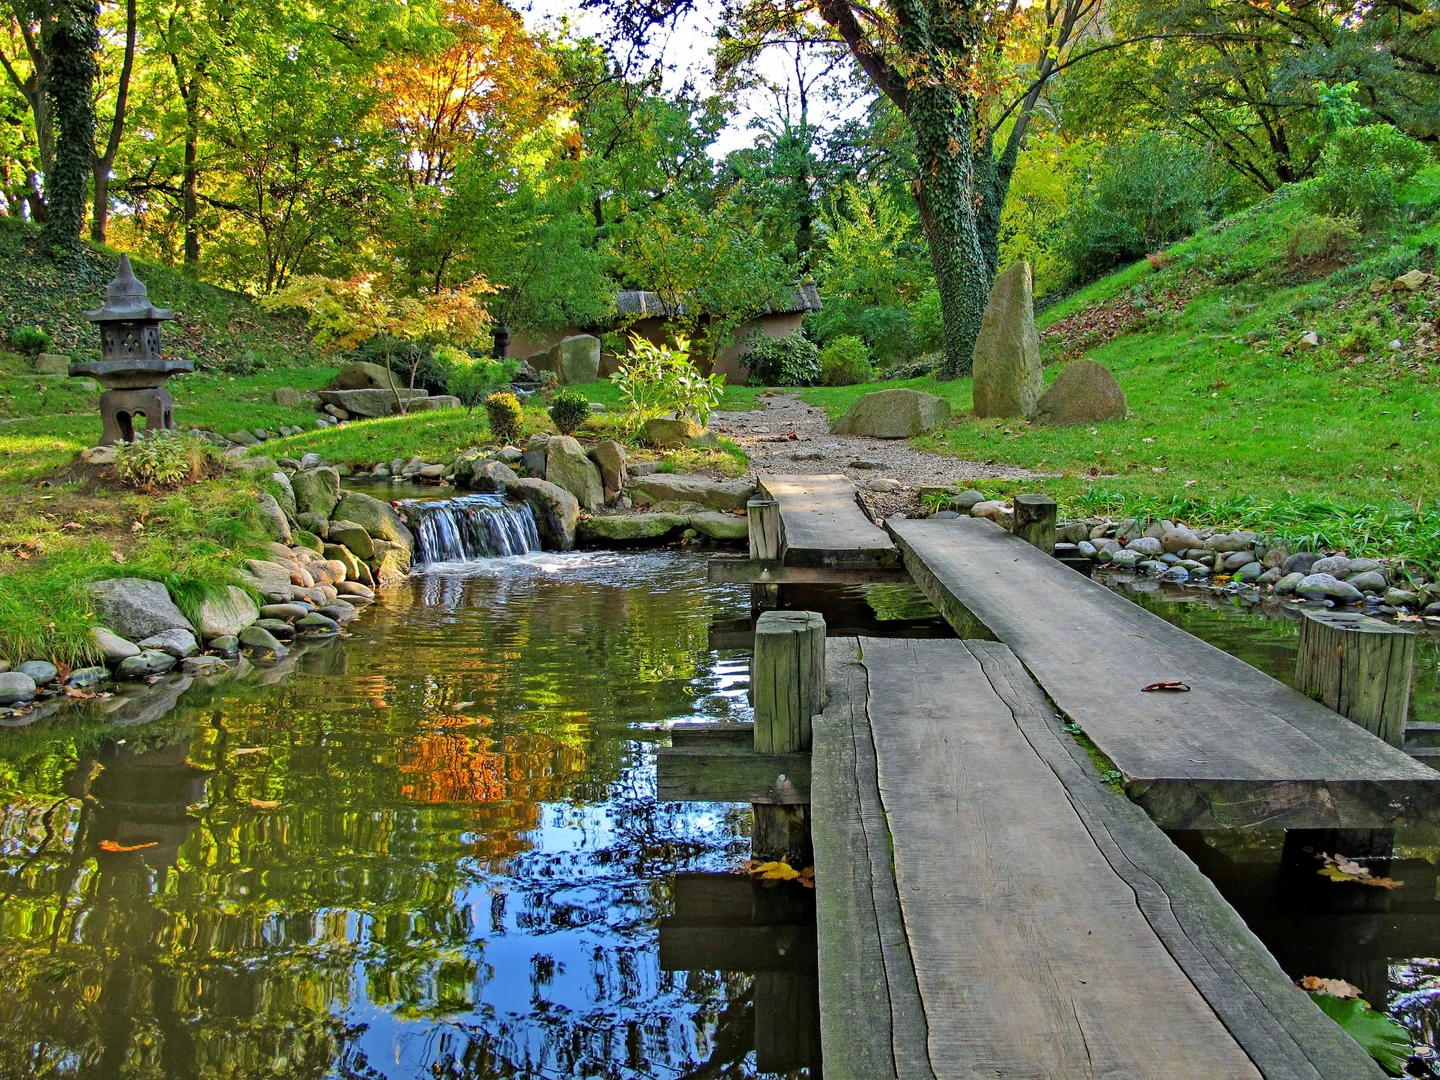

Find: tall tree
41;0;98;250
603;0;1103;376
90;0;136;241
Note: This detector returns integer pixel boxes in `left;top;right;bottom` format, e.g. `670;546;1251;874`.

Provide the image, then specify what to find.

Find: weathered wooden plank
707;556;912;584
966;639;1383;1080
655;746;810;804
668;722;754;747
860;636;1263;1078
890;516;1440;830
812;638;934;1080
658;924;817;972
758;473;900;569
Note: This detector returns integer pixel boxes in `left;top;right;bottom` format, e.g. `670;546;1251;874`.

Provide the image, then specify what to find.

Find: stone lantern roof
84;255;175;324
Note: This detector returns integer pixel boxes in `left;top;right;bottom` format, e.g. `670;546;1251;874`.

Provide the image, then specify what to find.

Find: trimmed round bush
485;391;523;444
547;388;590;435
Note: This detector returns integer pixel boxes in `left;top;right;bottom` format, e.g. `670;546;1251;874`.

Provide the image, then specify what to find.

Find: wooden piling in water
752;609;824;864
748;496;781;613
1011;493;1057;555
1296;609;1415;748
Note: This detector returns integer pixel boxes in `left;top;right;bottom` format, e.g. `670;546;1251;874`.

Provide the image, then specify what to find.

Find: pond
4;544;1440;1077
0;550;818;1079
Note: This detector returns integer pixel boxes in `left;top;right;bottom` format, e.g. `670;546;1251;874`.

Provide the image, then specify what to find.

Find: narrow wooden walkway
758;473;899;569
812;636;1384;1079
889;516;1440;830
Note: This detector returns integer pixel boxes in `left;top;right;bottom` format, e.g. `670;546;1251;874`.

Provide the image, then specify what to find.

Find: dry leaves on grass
1317;852;1403;889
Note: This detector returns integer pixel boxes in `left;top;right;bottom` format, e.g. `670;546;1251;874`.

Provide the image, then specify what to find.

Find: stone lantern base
98;387;177;445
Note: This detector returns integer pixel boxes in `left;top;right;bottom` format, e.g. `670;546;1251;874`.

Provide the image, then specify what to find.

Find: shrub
610;333;725;424
115;431;213;489
1305;125;1431;228
1286;215;1361;267
745;331;820;386
1062;134;1233;282
547;388;591;435
444;351;517;413
906;290;945;355
12;326;52;359
820;336;875;386
485;392;524;444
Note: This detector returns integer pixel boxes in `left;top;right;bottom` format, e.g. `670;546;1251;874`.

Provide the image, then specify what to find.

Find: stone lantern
71;255;193;444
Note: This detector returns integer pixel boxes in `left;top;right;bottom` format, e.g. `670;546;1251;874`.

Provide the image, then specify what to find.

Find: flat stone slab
889;516;1440;829
630;474;756;510
758;474;898;569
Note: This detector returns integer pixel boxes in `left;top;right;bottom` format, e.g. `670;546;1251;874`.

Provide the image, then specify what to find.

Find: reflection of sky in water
0;549;810;1079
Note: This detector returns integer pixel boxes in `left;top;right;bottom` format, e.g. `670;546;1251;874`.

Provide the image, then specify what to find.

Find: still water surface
0;550;814;1079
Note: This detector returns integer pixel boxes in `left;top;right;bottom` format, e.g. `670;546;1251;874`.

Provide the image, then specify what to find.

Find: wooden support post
1011;493;1057;555
752;609;824;866
753;610;825;753
749;497;781;613
1296;609;1415;748
748;497;781;560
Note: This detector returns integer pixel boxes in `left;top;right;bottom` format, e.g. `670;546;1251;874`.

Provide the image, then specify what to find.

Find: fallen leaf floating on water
249;798;280;809
231;747;267;756
1297;976;1362;999
745;860;801;881
98;840;157;853
1317;852;1404;889
796;866;815;889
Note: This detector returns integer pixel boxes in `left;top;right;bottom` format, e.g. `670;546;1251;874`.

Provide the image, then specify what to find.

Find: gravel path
712;393;1036;514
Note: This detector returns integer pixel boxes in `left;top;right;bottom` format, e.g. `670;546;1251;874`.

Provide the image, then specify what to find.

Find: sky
518;0;867;157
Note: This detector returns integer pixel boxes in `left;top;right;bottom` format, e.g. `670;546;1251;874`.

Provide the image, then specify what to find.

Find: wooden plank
758;473;900;569
890;517;1440;830
707;556;912;584
812;638;934;1080
655;746;810;804
965;639;1383;1080
860;636;1264;1078
668;722;754;747
658;924;817;972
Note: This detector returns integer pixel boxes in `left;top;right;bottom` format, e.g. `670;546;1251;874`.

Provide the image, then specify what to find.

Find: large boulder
972;261;1043;418
271;386;304;407
630;474;756;510
90;578;195;641
336;361;394;389
196;586;259;639
831;388;950;439
592;439;628;502
316;387;429;419
578;512;689;544
545;435;604;512
1032;359;1127;425
291;467;341;517
327;520;374;560
505;477;580;550
532;335;601;385
689;511;749;541
332;492;415;554
255;492;292;544
268;471;298;517
468;460;519;493
644;417;702;447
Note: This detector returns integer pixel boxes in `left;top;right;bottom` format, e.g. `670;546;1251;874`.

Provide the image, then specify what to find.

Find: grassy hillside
804;168;1440;566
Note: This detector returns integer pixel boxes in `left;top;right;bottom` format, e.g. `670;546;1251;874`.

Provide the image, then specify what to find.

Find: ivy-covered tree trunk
41;0;99;253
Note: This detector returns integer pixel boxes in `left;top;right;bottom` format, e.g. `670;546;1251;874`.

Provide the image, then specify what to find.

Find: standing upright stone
972;261;1043;418
533;335;601;385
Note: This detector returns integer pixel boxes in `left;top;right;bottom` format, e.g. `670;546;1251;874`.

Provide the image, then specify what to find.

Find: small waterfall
401;494;541;563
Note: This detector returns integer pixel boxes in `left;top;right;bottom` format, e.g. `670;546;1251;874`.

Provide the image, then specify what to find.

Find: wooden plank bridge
656;474;1437;1078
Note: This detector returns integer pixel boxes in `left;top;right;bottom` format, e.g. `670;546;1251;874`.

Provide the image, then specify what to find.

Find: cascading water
401;493;541;563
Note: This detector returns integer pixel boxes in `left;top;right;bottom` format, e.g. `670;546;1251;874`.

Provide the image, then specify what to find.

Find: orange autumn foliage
380;0;561;187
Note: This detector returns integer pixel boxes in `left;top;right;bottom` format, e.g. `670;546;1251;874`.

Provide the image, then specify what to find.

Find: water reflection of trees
0;554;780;1077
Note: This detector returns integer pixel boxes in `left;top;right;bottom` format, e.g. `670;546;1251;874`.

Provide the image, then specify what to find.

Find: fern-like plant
114;431;212;489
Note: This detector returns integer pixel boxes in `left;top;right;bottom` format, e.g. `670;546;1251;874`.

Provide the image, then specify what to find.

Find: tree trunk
90;0;137;245
182;86;201;270
910;92;989;380
90;168;109;242
41;0;99;253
